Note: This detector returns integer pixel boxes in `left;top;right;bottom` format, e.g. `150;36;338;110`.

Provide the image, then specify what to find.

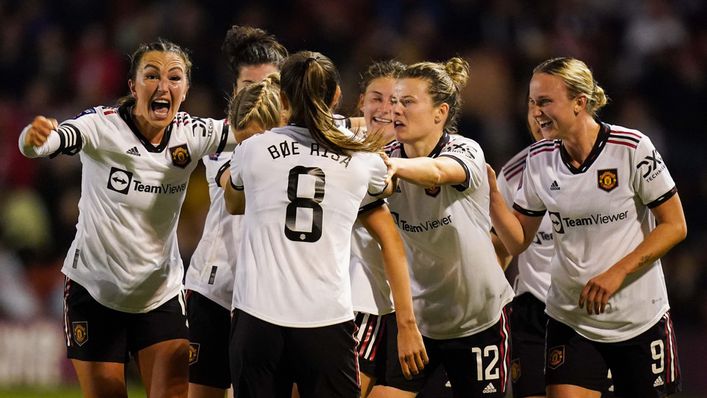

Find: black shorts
386;304;511;397
417;365;453;398
186;290;231;389
354;311;391;380
546;312;681;397
229;309;360;398
510;292;547;398
63;278;189;362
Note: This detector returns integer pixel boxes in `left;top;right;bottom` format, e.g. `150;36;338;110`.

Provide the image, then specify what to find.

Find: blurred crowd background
0;0;705;394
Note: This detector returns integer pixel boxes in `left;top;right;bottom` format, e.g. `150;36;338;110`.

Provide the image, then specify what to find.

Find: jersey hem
233;305;354;328
351;305;395;316
183;283;231;310
62;271;180;314
546;304;670;343
419;294;513;340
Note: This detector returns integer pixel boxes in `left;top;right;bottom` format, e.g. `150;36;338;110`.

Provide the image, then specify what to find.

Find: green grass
0;386;145;397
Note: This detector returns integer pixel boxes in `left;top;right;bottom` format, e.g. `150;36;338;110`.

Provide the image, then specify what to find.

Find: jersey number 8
285;166;325;243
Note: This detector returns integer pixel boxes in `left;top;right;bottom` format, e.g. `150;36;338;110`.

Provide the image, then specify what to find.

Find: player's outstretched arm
359;204;428;379
18;115;60;158
487;164;541;256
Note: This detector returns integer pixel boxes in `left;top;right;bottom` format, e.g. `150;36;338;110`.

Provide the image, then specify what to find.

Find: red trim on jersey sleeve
606;139;637;149
502;156;526;176
529;141;559;158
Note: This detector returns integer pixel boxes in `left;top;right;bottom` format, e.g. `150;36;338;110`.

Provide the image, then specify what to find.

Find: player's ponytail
280;51;386;154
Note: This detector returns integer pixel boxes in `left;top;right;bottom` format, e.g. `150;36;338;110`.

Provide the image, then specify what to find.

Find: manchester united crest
72;321;88;346
188;343;200;365
548;345;565;369
170;144;191;168
597;168;618;192
510;359;521;383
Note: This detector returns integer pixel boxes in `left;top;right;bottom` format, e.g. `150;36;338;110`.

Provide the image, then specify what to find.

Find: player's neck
562;118;601;167
404;130;444;158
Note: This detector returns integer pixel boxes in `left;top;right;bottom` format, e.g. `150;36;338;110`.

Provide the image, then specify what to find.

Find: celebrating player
223;51;426;398
18;39;232;398
379;58;514;397
349;59;405;397
184;25;287;398
489;56;686;398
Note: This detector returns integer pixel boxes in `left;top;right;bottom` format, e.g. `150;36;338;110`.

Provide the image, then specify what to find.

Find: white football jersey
229;125;388;327
350;209;394;315
387;133;514;340
497;146;553;301
514;123;676;342
184;150;240;310
26;105;229;313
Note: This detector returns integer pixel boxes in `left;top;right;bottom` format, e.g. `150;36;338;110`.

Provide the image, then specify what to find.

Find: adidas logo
482;382;497;394
550;180;560;191
654;375;664;387
126;147;140;156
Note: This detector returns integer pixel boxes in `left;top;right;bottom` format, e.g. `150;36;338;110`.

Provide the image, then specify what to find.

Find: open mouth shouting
150;99;171;120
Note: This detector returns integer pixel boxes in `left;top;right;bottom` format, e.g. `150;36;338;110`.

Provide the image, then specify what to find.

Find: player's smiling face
393;78;442;144
130;50;189;135
360;76;397;142
528;72;580;140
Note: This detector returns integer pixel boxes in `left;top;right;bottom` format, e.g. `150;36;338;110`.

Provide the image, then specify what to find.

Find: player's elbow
224;189;246;215
675;220;687;243
225;201;244;215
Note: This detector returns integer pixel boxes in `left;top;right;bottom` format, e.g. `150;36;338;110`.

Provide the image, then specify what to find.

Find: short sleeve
367;154;388;196
51;107;103;156
439;138;485;192
632;136;676;208
191;117;230;158
513;155;546;217
229;141;246;191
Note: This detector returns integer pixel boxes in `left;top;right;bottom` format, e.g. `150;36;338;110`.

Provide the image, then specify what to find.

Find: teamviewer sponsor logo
549;211;564;234
107;167;133;194
390;211;452;233
549;210;629;233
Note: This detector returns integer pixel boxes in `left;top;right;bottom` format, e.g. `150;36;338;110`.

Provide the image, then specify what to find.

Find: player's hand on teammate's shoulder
486;163;500;193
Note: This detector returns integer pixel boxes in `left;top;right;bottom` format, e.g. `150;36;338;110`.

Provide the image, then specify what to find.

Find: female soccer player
18;39;231;398
380;58;515;398
349;59;405;397
184;25;287;398
223;51;426;398
489;56;686;398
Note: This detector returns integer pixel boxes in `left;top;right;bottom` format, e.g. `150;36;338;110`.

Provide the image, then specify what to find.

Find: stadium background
0;0;705;396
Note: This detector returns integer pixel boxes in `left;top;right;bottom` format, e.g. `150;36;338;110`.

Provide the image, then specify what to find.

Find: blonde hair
533;57;609;117
398;57;470;134
228;73;282;131
280;51;387;155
